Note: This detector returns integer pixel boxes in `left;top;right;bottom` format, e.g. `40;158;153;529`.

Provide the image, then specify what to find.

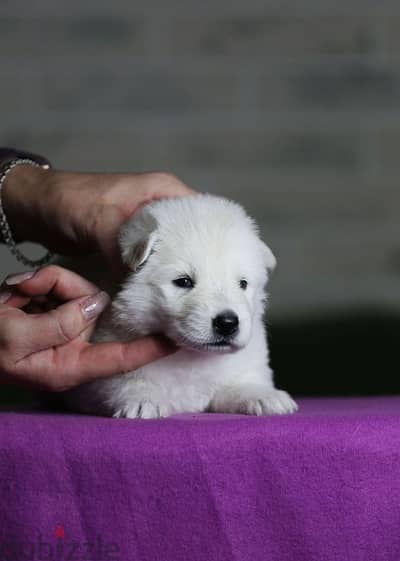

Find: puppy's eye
239;279;248;290
173;276;194;289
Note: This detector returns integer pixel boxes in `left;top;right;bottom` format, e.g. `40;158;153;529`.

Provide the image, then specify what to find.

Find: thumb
23;292;110;353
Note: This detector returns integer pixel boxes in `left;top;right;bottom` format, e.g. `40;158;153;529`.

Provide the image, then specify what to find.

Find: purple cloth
0;397;399;561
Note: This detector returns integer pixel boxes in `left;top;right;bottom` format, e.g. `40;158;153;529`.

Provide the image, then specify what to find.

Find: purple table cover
0;397;399;561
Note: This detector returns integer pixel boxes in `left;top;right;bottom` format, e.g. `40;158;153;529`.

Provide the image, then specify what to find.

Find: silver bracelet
0;158;54;267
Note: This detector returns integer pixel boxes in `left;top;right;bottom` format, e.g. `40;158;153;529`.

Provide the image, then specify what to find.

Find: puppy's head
115;195;275;353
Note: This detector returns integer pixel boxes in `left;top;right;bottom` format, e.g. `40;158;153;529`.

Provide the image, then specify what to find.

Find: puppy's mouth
204;340;234;352
177;337;240;354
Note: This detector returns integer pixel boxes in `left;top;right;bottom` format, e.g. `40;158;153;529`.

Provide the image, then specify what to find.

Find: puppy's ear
119;212;159;272
261;242;277;273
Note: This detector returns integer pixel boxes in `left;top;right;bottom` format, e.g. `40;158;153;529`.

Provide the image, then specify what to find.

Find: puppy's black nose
213;311;239;337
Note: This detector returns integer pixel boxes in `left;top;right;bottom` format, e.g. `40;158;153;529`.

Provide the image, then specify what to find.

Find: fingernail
81;291;109;321
0;290;12;304
5;271;35;286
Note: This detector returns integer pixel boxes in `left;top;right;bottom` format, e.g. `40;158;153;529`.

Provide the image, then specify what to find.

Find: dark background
0;1;399;399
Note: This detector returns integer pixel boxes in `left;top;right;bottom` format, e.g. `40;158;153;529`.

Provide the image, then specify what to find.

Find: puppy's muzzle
212;311;239;337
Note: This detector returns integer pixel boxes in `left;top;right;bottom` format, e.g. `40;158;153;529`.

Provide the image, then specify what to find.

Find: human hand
0;265;175;391
3;166;194;272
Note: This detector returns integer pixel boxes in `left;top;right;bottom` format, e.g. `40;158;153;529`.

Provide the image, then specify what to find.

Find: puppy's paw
113;399;168;419
209;384;298;416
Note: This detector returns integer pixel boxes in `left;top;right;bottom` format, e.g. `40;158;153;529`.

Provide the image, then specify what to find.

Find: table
0;397;399;561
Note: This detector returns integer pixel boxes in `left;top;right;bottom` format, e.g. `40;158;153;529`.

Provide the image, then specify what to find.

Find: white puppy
66;195;297;418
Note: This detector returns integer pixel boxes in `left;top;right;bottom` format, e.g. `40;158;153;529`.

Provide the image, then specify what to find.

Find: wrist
2;164;53;244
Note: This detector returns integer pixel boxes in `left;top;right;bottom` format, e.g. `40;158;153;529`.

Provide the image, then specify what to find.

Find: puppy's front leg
209;383;298;416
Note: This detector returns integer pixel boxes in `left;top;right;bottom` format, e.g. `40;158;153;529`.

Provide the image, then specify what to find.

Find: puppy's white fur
66;195;297;418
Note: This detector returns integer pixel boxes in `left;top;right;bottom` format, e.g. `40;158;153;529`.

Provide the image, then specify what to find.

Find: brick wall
1;1;399;319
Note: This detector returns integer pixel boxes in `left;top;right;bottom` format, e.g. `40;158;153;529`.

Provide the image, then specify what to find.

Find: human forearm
0;147;194;266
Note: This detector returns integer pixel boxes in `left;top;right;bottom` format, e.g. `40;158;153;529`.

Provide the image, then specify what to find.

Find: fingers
146;172;196;198
15;335;176;391
131;173;196;216
11;291;110;356
0;265;177;391
0;288;30;309
0;265;101;310
3;265;100;301
99;174;196;272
